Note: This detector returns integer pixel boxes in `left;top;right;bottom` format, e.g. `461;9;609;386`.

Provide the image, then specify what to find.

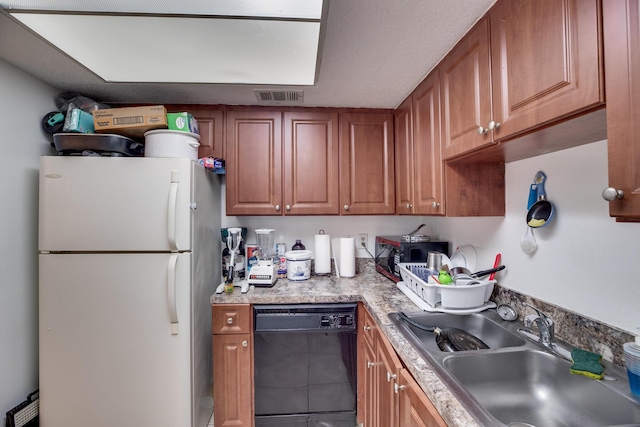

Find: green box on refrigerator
167;112;199;134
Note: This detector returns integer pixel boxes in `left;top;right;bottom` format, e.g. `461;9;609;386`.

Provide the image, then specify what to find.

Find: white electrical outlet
358;233;368;249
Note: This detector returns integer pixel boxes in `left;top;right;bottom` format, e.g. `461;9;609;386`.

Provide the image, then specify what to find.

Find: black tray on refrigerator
52;133;144;157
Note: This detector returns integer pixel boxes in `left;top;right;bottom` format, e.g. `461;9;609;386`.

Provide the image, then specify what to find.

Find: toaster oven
375;235;449;282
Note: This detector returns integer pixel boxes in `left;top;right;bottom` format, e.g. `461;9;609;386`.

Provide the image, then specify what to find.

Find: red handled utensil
489;253;501;280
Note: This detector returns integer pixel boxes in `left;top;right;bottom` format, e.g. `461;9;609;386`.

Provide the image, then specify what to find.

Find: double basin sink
389;310;640;427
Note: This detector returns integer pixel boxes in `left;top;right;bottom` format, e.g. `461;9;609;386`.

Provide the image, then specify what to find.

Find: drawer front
212;304;251;334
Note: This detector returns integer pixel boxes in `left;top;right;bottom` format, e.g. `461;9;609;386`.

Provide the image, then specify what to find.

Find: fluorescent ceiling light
4;0;325;85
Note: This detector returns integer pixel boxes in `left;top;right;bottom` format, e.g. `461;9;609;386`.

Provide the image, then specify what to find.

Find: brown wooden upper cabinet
602;0;640;219
164;105;225;160
339;112;395;215
225;109;340;216
283;111;340;215
395;71;444;215
440;0;604;160
225;110;283;216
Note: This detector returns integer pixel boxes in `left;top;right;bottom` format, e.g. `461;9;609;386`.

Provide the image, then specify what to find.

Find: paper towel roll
314;232;331;275
339;237;356;278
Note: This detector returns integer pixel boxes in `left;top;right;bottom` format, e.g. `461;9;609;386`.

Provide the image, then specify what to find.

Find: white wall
0;59;58;421
430;140;640;335
224;140;640;335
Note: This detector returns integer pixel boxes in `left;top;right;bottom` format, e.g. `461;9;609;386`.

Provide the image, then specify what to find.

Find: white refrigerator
38;156;221;427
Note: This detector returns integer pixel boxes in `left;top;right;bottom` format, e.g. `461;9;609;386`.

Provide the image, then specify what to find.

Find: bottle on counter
292;239;306;250
276;243;287;279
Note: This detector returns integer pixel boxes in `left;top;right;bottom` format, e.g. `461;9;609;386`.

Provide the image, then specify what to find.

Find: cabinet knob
286;204;291;211
387;372;397;382
344;204;350;211
432;201;440;208
406;203;412;208
488;121;501;131
363;325;372;332
275;204;281;211
394;383;407;394
602;187;624;202
227;317;233;325
242;340;248;347
477;126;489;135
367;361;374;369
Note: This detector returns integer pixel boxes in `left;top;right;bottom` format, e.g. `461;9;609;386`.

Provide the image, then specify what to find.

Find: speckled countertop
210;271;481;427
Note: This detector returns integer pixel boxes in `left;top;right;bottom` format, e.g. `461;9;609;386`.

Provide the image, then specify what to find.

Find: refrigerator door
39;157;194;252
39;252;192;427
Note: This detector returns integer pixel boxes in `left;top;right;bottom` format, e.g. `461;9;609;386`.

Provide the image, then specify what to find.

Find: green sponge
570;348;604;380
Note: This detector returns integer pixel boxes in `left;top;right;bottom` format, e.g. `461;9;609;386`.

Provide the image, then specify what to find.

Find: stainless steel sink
444;349;640;427
389;311;640;427
392;311;526;352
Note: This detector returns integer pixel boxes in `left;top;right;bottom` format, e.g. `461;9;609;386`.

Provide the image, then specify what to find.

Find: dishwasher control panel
320;313;355;329
254;303;357;332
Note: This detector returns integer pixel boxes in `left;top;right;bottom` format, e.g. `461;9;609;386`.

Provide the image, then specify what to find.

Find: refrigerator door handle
168;170;179;251
168;254;179;335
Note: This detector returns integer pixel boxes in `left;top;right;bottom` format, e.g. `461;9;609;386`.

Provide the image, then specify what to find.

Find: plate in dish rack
450;245;477;271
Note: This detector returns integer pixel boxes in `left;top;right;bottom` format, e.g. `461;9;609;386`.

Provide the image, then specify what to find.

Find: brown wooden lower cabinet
397;369;448;427
212;304;253;427
357;303;446;427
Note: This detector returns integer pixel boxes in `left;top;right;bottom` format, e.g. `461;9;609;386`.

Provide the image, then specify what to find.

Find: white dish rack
397;263;496;311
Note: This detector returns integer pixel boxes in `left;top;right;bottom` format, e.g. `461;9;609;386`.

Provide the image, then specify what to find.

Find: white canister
285;250;312;281
144;129;200;160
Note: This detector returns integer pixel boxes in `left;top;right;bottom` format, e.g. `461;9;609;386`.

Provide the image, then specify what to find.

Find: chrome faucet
523;302;555;346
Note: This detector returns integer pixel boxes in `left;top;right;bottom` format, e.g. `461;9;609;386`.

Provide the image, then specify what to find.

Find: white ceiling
0;0;497;109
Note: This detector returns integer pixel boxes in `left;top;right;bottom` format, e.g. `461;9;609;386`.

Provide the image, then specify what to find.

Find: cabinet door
440;18;493;160
164;105;225;159
339;112;395;215
283;111;340;215
362;339;378;427
490;0;603;140
213;334;252;427
225;110;282;215
397;369;447;427
603;0;640;218
412;72;444;215
193;107;225;159
395;97;415;214
357;304;378;427
375;329;403;427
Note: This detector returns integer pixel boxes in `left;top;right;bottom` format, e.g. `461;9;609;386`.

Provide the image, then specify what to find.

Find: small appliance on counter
375;235;449;282
247;229;278;287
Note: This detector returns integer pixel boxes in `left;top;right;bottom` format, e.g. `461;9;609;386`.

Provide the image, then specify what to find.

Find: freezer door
39;157;195;252
39;253;200;427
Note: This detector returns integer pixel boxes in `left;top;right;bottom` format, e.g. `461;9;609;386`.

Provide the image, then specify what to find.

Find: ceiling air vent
254;90;304;103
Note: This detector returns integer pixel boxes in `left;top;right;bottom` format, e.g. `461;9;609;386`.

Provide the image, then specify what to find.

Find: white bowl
144;129;200;160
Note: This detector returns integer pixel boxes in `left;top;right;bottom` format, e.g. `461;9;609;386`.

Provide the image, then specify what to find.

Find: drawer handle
242;340;248;347
394;383;407;394
387;372;397;382
227;317;233;325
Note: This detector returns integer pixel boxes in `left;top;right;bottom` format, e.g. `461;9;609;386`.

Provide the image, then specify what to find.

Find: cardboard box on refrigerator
92;105;167;138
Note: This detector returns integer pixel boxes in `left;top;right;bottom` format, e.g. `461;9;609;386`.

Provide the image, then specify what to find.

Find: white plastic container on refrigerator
38;156;221;427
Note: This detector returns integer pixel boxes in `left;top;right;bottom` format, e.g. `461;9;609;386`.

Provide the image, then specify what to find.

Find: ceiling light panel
2;0;323;19
11;12;321;84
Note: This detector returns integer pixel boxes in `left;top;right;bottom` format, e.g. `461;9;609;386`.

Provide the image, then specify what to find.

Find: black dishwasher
253;303;357;427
